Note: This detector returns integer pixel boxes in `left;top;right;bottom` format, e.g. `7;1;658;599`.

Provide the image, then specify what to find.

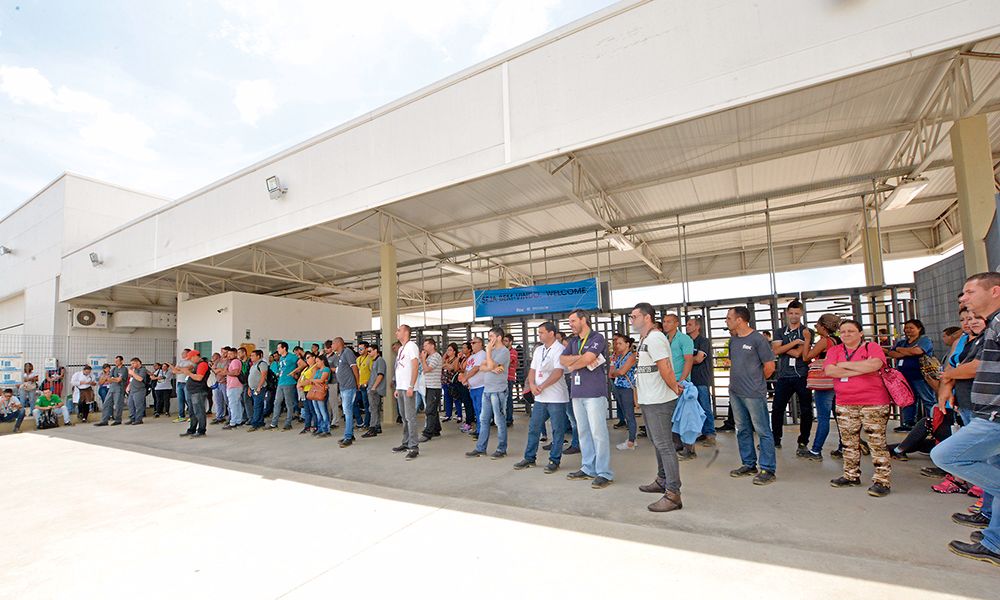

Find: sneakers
639;480;666;494
513;459;535;470
465;450;486;458
867;483;890;497
543;462;559;474
730;465;758;478
893;424;913;433
648;491;682;513
947;540;1000;567
222;424;236;430
807;451;823;462
566;470;594;480
490;451;507;460
264;425;276;431
700;435;716;447
591;476;612;489
405;450;419;461
616;441;636;451
172;417;184;423
795;448;813;459
677;448;697;461
418;435;432;443
830;476;861;487
953;512;990;529
392;445;407;453
752;470;776;486
830;448;843;459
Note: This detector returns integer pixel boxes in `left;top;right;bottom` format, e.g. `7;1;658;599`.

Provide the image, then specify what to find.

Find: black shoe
613;421;627;429
947;540;1000;567
591;476;612;489
94;422;108;427
392;445;407;453
465;450;485;458
972;530;984;543
830;448;843;458
179;431;193;437
563;446;580;455
362;430;378;438
753;470;776;486
513;459;535;470
222;424;236;430
418;435;431;443
111;421;121;426
773;441;782;449
730;465;758;478
830;476;862;487
540;435;548;442
716;423;735;432
867;483;890;497
677;448;697;461
339;438;353;448
921;466;948;478
795;448;813;458
543;461;559;474
893;425;913;433
490;451;506;460
191;432;206;438
405;450;419;461
566;470;594;480
542;443;552;451
282;425;292;431
953;512;990;529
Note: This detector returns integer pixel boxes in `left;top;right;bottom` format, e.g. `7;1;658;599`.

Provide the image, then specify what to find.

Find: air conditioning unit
73;308;108;329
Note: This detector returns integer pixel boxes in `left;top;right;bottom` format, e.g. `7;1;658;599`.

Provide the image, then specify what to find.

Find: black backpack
237;360;250;385
263;362;277;390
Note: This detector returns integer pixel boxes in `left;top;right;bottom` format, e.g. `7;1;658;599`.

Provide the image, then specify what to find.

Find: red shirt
507;347;518;382
823;342;890;406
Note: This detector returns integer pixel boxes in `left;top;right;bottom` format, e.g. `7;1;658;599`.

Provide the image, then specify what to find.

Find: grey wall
914;251;966;359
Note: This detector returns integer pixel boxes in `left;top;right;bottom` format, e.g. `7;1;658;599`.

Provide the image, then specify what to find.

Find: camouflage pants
835;404;891;486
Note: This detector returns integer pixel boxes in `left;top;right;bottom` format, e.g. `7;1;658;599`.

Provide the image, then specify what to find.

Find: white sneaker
616;441;636;451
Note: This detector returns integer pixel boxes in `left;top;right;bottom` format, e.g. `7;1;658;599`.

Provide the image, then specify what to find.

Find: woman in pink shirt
823;319;892;498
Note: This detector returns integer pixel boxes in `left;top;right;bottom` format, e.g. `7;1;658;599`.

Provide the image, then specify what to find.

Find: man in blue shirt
266;342;300;430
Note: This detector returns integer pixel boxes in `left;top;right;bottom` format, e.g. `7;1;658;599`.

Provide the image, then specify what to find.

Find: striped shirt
971;308;1000;420
423;352;443;389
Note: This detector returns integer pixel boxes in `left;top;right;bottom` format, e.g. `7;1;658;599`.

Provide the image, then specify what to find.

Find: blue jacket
672;381;706;445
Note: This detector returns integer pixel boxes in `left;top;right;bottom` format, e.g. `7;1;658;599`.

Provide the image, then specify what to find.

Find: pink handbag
876;350;915;407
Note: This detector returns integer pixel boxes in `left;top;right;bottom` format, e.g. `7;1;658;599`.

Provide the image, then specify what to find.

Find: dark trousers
772;376;813;446
456;383;475;425
506;380;515;425
186;391;208;434
78;388;94;420
153;389;171;415
422;387;442;436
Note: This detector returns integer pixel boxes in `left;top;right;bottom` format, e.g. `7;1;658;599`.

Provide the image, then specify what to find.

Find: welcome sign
474;278;601;318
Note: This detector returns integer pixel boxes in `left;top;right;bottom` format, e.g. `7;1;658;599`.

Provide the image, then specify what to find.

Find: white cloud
0;65;156;160
234;79;276;125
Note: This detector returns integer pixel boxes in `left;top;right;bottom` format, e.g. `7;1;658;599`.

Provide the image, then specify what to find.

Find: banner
0;353;23;387
474;278;600;318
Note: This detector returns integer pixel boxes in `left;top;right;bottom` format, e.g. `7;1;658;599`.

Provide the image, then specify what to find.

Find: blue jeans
225;387;244;425
355;386;369;427
901;377;935;426
470;387;484;427
312;399;330;433
176;381;188;418
341;388;357;440
301;391;315;428
959;408;975;428
696;385;716;436
931;417;1000;553
1;409;25;429
611;386;637;442
524;402;568;464
475;390;508;453
566;399;581;448
731;393;777;473
250;388;267;427
811;389;838;453
572;396;613;480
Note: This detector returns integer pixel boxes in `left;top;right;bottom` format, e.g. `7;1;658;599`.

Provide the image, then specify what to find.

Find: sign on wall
0;353;24;387
86;355;109;370
474;278;601;318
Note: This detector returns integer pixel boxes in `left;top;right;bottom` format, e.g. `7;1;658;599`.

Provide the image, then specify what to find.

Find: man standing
632;303;684;512
332;338;360;447
726;306;778;485
125;358;150;425
238;347;253;427
419;338;443;443
210;351;229;424
686;317;716;447
356;341;372;429
173;349;193;423
771;299;814;452
392;325;421;460
176;350;210;438
559;309;614;489
95;355;127;426
466;327;510;459
247;350;269;431
223;348;245;429
931;272;1000;566
0;388;25;433
503;334;518;427
664;313;696;459
363;346;386;438
513;322;568;473
267;343;299;431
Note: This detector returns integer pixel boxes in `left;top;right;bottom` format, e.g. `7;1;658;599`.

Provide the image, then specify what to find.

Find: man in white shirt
631;302;684;513
514;322;569;473
70;365;97;423
392;324;421;460
173;349;194;423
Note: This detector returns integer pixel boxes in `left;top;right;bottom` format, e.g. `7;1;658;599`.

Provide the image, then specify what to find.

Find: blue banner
474;278;600;318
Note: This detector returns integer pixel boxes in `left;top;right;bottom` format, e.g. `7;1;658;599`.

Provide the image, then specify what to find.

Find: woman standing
887;319;934;432
441;343;461;422
939;308;987;428
609;333;638;451
823;320;892;497
308;354;333;439
97;364;112;403
803;313;842;460
20;363;39;412
152;363;173;417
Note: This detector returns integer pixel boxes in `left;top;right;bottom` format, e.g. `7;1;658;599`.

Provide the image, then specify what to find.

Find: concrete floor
2;414;997;599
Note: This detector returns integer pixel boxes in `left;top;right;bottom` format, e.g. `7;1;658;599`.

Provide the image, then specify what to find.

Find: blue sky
0;0;616;216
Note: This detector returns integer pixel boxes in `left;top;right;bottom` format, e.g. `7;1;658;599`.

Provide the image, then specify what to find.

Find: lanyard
844;342;867;362
577;331;590;355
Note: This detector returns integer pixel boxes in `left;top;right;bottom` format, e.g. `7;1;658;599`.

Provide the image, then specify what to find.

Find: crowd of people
3;272;1000;567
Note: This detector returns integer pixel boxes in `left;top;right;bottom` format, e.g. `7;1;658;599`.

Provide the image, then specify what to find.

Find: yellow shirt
299;367;315;392
357;354;373;385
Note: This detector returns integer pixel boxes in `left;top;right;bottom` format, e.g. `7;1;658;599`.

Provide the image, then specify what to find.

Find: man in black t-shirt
771;300;814;453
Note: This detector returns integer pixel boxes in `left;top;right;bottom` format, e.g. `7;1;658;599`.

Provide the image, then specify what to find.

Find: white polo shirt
395;340;420;391
530;342;569;403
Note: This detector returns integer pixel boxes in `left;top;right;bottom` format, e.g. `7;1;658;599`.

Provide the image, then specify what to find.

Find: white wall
58;0;1000;302
177;292;372;354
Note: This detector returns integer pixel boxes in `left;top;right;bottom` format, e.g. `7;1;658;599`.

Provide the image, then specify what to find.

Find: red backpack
867;342;915;407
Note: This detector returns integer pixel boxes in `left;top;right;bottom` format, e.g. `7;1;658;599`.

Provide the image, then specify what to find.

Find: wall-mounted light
89;252;103;267
266;176;287;200
0;245;12;256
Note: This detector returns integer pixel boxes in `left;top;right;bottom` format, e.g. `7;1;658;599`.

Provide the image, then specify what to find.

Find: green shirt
668;331;695;382
36;394;61;408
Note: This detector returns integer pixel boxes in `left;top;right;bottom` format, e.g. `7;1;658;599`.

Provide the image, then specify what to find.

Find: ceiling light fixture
882;177;930;211
438;261;474;276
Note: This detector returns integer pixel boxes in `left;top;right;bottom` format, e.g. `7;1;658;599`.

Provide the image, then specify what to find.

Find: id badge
840;377;849;382
574;373;581;386
789;358;796;367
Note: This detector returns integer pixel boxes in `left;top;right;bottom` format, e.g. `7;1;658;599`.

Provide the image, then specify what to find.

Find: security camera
217;308;228;314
